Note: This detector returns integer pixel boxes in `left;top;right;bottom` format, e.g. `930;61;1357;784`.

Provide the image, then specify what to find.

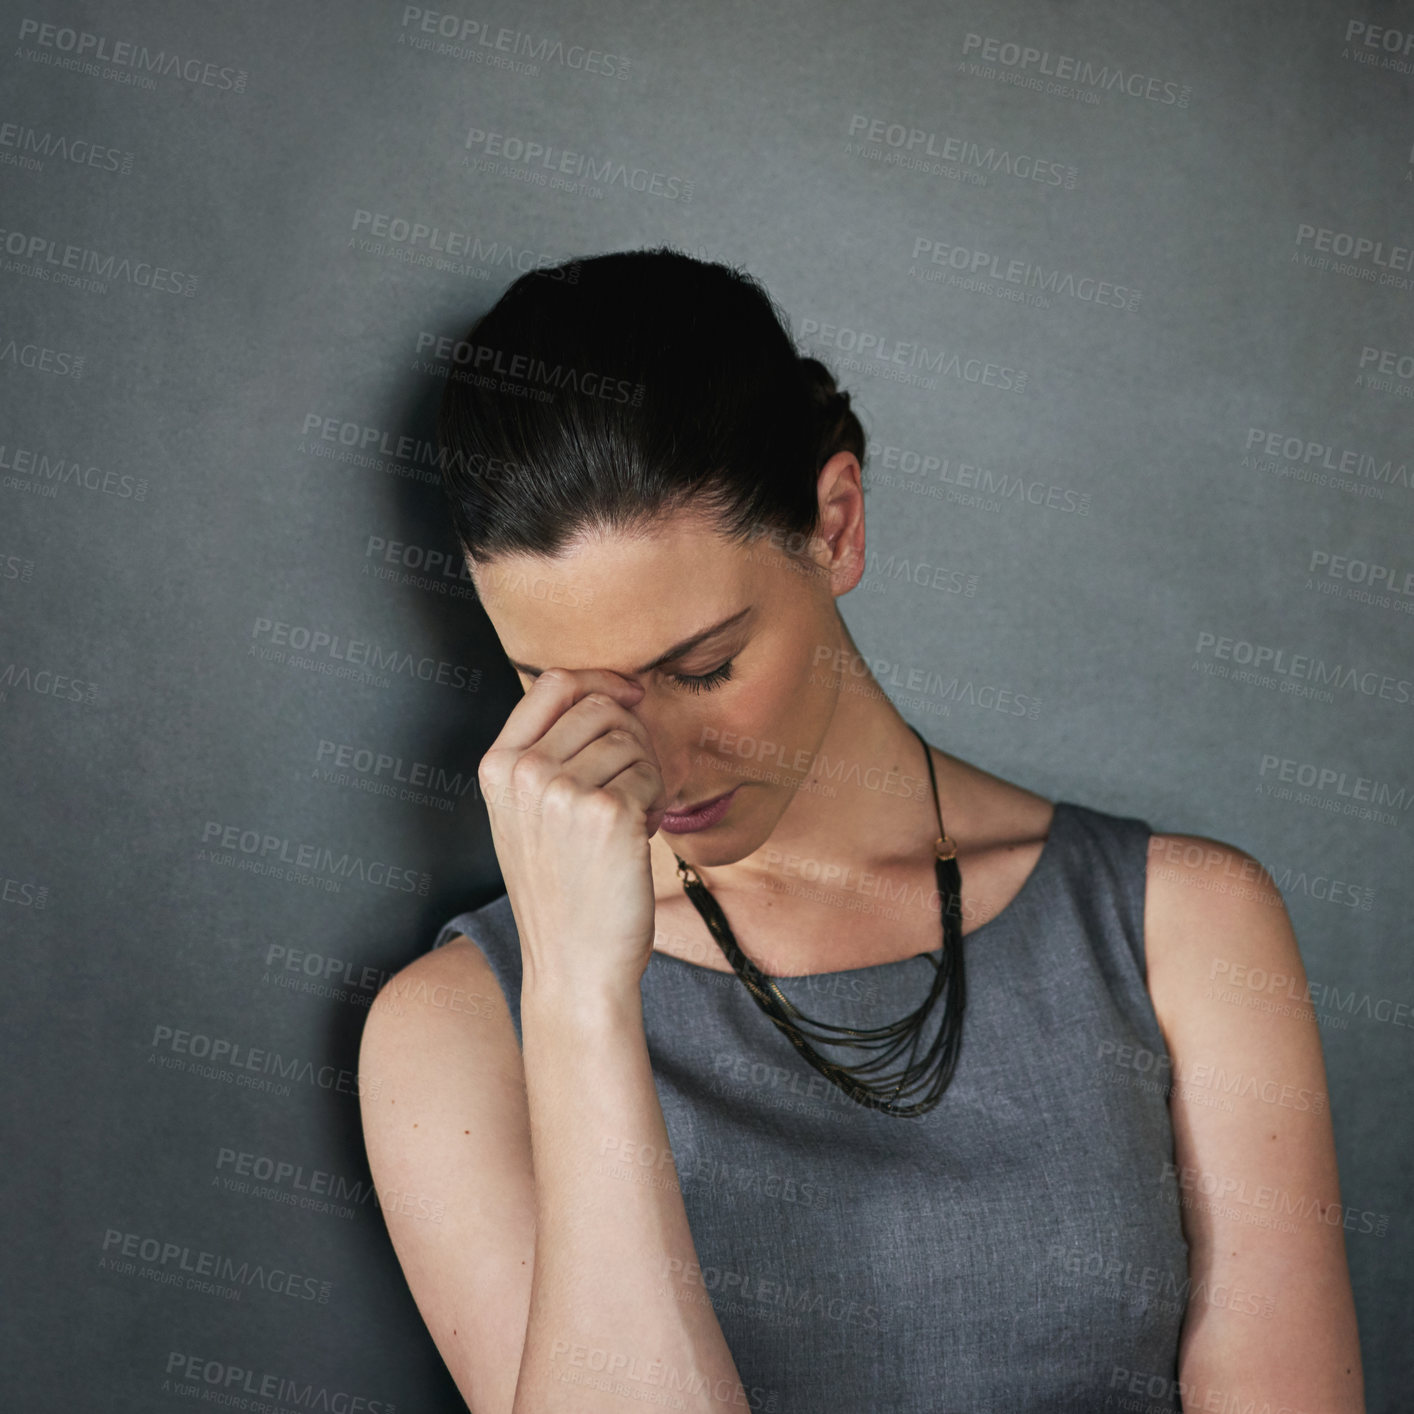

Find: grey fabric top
431;799;1190;1413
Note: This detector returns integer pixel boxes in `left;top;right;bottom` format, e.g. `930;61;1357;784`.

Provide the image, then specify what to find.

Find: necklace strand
672;723;967;1117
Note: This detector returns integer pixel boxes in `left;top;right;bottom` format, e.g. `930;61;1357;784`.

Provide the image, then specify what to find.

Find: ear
814;451;866;596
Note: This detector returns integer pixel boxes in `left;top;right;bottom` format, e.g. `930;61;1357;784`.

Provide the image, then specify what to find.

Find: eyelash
669;658;736;694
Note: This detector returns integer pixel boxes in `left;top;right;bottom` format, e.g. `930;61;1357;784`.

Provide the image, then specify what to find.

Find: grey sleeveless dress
430;799;1190;1413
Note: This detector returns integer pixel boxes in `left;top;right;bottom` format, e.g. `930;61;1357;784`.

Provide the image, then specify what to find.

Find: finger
600;758;670;832
534;691;660;777
556;728;662;799
531;714;667;828
490;667;643;756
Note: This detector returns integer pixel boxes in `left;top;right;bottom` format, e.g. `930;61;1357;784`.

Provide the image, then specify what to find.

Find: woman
358;249;1363;1413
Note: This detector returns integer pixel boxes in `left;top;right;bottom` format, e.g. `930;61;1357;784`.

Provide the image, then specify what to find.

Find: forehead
473;513;763;676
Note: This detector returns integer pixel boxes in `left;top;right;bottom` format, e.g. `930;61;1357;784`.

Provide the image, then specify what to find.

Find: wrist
520;969;644;1035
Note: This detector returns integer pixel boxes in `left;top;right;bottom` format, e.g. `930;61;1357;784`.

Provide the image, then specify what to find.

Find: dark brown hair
436;245;866;573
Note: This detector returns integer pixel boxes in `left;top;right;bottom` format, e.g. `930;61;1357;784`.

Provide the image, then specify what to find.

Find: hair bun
796;355;864;473
797;354;842;408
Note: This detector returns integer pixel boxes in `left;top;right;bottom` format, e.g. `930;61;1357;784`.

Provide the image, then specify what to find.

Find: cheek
717;645;824;762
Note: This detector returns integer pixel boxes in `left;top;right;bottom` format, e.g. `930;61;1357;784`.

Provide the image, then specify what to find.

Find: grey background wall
2;0;1409;1408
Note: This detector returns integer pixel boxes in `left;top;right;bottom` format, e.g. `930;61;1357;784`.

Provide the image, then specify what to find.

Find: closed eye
669;658;735;693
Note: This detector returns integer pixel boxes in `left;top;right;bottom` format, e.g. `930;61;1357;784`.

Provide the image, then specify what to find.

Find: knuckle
581;790;623;828
538;774;579;814
627;758;658;779
477;746;507;785
508;750;549;789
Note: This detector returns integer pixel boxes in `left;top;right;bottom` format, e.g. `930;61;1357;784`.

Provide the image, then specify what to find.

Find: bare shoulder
357;935;534;1414
1140;829;1292;1045
366;933;517;1051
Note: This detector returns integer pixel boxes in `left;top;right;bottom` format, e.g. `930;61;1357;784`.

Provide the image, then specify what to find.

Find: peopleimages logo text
1193;631;1413;706
250;617;481;692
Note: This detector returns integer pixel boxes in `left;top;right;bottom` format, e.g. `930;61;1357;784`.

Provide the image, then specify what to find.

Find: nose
623;693;690;807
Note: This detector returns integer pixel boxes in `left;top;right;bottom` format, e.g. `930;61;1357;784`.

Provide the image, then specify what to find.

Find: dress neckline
648;800;1072;983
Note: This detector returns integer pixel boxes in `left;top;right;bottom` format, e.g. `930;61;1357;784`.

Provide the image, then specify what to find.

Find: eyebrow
508;605;753;678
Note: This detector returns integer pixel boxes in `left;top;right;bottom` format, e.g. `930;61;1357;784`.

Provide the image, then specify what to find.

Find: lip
660;785;740;834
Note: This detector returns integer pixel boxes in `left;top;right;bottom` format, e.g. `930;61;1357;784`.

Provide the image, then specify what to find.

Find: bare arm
1144;833;1365;1413
513;972;753;1414
367;664;758;1411
359;931;755;1414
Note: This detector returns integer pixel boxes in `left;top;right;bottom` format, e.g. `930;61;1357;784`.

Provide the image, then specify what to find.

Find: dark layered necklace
672;722;966;1118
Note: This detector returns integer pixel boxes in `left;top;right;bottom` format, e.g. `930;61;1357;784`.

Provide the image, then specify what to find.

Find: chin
672;835;754;870
670;788;784;866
